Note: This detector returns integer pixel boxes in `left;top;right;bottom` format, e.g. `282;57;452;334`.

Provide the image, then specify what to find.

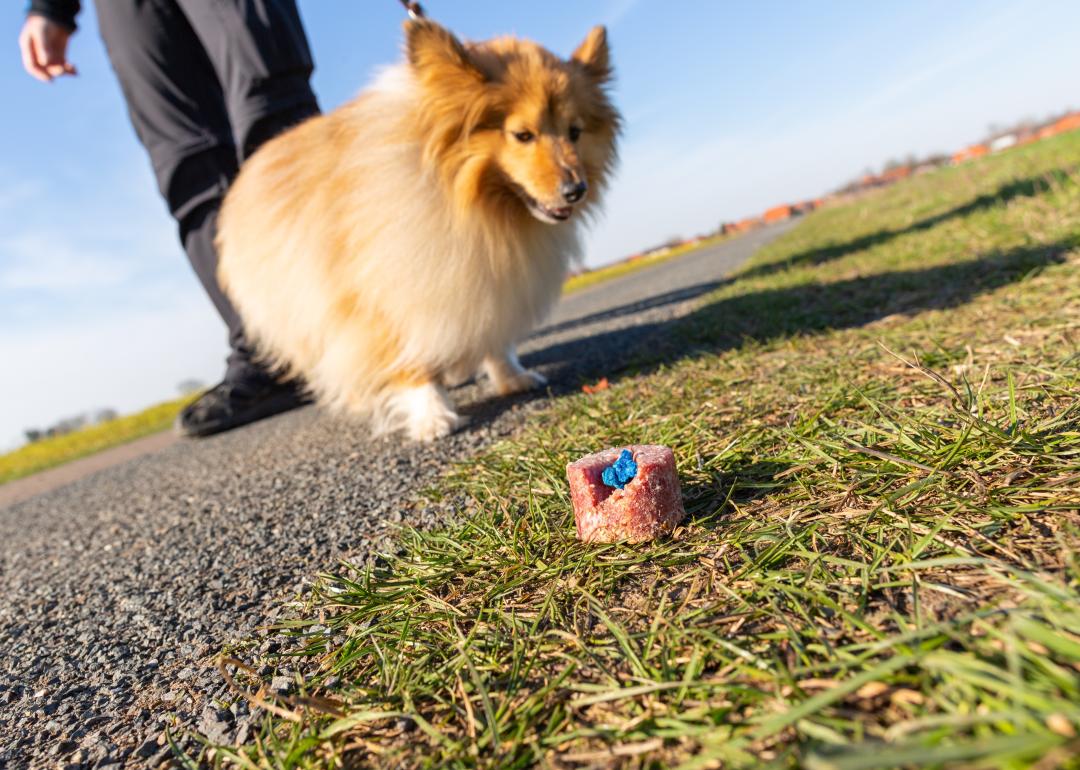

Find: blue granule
601;449;638;489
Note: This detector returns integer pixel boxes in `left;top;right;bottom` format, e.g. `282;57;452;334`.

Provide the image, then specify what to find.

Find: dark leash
397;0;425;20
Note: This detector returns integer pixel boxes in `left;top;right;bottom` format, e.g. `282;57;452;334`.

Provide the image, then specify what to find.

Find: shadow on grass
681;458;795;523
532;280;726;339
495;238;1069;409
737;168;1077;281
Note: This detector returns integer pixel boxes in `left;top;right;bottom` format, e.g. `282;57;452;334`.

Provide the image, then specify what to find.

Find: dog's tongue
551;206;572;219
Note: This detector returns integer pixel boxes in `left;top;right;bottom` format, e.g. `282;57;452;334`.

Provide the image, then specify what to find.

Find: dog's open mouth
516;188;574;224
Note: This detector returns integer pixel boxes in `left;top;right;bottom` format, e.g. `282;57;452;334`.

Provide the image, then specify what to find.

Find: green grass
0;395;194;484
201;132;1080;769
563;234;730;295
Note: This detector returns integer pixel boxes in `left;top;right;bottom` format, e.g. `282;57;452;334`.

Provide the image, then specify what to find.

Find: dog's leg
439;361;476;389
482;347;547;396
385;379;464;441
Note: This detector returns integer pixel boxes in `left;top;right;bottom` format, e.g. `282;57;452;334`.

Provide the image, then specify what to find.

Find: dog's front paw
408;409;466;442
386;382;466;441
493;368;547;397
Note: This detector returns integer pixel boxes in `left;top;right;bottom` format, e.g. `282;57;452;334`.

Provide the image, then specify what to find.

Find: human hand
18;14;77;82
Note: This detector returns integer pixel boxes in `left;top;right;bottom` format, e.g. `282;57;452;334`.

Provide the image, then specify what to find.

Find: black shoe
176;378;311;438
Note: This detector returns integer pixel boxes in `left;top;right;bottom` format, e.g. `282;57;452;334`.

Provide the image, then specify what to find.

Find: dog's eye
513;130;535;143
569;126;582;142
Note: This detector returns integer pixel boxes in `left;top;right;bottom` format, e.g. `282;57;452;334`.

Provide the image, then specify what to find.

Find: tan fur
217;21;620;440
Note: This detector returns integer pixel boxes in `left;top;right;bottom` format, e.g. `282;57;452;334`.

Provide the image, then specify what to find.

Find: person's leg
174;0;320;163
171;0;323;437
94;0;273;384
179;199;262;384
173;0;321;387
94;0;307;435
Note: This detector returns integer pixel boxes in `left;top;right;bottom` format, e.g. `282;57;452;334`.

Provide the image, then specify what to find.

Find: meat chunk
566;445;686;543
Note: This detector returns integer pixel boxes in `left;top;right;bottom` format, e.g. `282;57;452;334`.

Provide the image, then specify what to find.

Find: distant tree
834;175;867;196
24;428;43;443
177;378;205;395
94;408;119;424
50;414;88;436
663;235;684;249
883;154;919;172
920;152;950;167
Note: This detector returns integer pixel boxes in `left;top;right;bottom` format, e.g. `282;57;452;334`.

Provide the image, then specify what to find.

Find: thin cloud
0;292;227;447
0;233;139;292
0;177;45;212
0;158;185;304
602;0;640;27
850;3;1023;118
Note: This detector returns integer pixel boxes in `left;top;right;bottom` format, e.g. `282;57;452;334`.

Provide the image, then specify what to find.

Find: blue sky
2;0;1079;448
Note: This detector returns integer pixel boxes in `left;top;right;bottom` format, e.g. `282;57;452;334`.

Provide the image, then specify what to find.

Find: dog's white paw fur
484;350;547;396
494;368;547;396
385;382;464;441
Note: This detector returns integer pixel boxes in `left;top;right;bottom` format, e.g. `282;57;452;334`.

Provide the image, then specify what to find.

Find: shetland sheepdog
217;20;620;440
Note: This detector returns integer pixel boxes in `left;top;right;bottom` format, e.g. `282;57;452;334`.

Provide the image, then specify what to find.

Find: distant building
1057;113;1080;133
1038;112;1080;140
724;217;762;235
989;133;1017;153
952;144;989;164
879;165;912;183
763;204;793;223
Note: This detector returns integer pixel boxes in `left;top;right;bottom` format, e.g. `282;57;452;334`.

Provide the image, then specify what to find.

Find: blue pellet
602;449;638;489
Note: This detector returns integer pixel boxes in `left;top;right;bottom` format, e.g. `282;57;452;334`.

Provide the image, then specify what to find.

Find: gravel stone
198;706;233;746
0;226;787;766
51;739;78;756
270;676;293;695
134;737;161;759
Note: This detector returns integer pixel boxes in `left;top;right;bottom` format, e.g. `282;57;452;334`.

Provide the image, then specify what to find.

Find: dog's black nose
560;180;587;204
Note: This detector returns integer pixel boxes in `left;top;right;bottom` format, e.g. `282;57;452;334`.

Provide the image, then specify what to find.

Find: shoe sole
176;391;311;439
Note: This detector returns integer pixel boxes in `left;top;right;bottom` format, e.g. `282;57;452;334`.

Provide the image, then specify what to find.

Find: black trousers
95;0;320;383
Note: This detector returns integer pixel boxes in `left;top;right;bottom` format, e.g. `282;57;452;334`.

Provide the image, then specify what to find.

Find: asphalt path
0;222;792;767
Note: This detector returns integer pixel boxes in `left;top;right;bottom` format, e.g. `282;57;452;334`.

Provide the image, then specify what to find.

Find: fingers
19;27;52;82
18;16;77;83
45;60;78;78
40;32;76;78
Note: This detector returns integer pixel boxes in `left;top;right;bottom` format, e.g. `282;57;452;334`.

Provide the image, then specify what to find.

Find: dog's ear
406;20;484;85
572;26;611;82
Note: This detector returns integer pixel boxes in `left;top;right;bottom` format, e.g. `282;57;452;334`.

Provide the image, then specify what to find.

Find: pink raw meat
566;445;686;543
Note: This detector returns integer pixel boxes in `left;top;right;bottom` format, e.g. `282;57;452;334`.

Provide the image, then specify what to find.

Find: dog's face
406;21;621;224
